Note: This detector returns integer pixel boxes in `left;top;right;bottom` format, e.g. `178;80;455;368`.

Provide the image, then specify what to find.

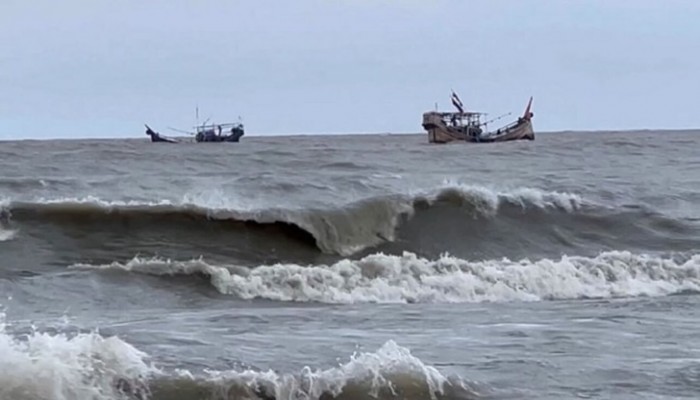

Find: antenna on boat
195;104;199;128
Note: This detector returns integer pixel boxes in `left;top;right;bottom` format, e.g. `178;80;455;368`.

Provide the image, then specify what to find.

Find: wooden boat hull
424;125;534;143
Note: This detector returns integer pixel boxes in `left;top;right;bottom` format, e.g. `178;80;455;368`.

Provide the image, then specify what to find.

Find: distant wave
0;185;585;256
71;251;700;304
0;314;475;400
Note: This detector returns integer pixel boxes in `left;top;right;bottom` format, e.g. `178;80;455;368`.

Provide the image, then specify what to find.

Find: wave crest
156;340;470;400
416;185;583;214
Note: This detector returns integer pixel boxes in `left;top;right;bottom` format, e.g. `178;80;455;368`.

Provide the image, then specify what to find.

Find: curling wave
0;185;584;256
5;185;698;260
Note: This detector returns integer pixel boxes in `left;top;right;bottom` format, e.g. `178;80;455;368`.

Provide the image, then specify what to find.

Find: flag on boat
451;90;464;113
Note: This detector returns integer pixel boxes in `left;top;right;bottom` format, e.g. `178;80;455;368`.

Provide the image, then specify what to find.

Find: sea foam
71;250;700;304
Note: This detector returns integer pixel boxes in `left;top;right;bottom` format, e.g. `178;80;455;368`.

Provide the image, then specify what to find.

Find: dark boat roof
425;111;486;117
195;122;243;129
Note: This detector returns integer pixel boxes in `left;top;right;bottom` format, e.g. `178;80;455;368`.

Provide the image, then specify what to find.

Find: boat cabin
422;111;486;138
194;122;245;142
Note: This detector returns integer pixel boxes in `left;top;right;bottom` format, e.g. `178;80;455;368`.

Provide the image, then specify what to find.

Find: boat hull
145;126;178;143
149;134;178;143
422;111;534;144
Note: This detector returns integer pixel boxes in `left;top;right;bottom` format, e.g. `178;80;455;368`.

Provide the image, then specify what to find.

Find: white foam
21;195;176;209
71;251;700;304
0;228;15;242
0;313;157;400
0;197;14;241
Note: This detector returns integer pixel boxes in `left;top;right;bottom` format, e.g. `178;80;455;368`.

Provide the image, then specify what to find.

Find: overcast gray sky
1;0;698;139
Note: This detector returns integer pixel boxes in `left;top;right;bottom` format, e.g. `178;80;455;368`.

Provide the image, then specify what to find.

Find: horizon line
0;127;699;142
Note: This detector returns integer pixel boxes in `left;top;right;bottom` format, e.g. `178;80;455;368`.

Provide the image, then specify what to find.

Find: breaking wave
0;185;584;256
0;313;477;400
154;340;477;400
71;251;700;304
0;313;156;400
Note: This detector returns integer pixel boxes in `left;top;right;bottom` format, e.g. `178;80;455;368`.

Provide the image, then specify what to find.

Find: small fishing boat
145;125;178;143
422;92;535;144
159;107;246;143
144;107;245;144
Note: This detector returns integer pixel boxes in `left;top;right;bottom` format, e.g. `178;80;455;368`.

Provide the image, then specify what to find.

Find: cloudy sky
1;0;698;139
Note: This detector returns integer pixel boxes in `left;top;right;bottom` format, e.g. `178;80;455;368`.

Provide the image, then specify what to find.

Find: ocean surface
1;130;700;400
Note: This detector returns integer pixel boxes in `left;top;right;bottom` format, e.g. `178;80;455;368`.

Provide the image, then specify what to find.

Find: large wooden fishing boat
422;92;534;144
